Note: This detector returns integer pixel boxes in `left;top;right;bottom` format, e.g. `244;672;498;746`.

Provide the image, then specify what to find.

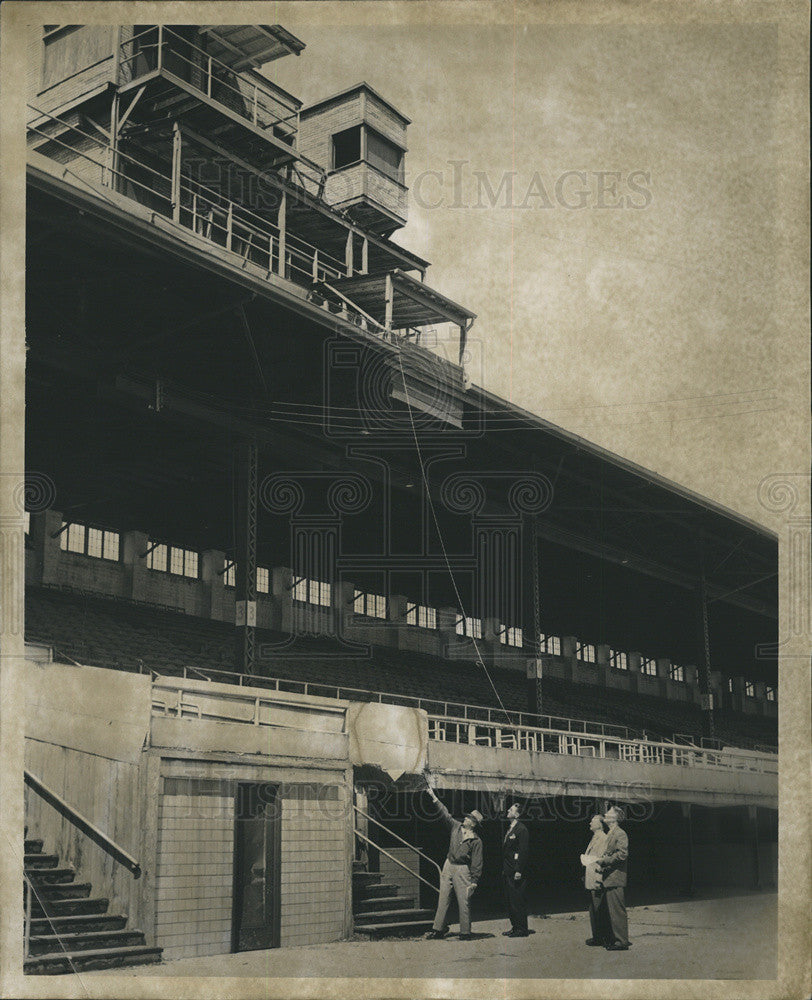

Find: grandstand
19;22;777;972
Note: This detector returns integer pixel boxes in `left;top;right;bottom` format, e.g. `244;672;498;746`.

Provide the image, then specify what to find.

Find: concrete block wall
279;783;349;946
155;782;234;960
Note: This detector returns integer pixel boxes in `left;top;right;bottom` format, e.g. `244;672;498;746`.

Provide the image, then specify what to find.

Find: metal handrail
353;829;439;897
24;770;141;878
354;804;442;880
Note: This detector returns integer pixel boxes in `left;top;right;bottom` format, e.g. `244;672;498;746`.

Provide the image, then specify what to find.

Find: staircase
24;836;162;975
352;860;434;938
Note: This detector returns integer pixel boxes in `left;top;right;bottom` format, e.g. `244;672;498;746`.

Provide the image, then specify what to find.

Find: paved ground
111;891;776;982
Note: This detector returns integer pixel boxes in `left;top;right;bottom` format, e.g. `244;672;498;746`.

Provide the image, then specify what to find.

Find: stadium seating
24;586;775;750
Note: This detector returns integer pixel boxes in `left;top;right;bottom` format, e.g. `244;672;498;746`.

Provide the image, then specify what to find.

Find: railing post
253;84;258;125
157;25;163;72
24;878;32;960
226;202;233;251
171;121;182;223
207;56;212;97
277;190;286;277
312;249;319;282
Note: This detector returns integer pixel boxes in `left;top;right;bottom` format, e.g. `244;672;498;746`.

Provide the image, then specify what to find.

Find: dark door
232;782;281;952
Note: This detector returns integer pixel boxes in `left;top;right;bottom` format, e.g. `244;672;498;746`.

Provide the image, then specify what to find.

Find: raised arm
425;781;455;829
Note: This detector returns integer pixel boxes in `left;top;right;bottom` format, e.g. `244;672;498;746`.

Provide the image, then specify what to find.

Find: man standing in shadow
581;813;609;946
502;802;530;937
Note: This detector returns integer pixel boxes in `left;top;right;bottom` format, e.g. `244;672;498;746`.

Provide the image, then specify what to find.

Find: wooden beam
384;272;394;331
277;189;286;277
345;230;354;277
361;237;368;274
117;85;146;133
171;122;182;223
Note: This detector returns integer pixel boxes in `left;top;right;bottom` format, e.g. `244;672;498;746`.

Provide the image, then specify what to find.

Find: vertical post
207;55;212;97
157;25;163;72
226;202;233;252
171;121;182;223
234;441;258;675
253;84;258;125
384;272;394;331
108;91;120;192
361;236;368;274
312;249;319;282
458;322;468;366
748;805;762;889
24;877;32;960
345;230;354;277
277;190;286;277
695;552;715;739
681;802;695;895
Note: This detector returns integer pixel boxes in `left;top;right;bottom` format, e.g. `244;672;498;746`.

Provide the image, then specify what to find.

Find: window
167;546;198;578
728;676;735;693
539;633;561;656
575;641;596;663
61;521;120;561
456;616;482;639
147;541;167;572
257;566;270;594
224;562;237;588
332;126;361;170
354;590;386;619
366;127;404;182
670;663;685;683
610;649;628;671
765;685;776;702
294;577;331;607
500;625;523;647
406;604;436;629
744;681;755;698
640;656;657;677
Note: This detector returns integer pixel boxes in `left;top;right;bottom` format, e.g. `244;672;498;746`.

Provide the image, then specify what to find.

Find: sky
263;3;807;530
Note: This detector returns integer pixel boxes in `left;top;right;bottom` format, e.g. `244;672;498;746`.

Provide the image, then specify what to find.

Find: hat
464;809;484;826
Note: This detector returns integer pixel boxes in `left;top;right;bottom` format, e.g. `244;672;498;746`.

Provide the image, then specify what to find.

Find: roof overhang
198;25;305;70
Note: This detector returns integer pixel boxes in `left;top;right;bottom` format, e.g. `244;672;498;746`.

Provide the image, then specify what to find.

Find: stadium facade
20;23;777;972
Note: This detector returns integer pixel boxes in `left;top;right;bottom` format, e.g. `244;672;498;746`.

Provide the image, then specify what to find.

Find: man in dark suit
597;806;630;950
502;802;530;937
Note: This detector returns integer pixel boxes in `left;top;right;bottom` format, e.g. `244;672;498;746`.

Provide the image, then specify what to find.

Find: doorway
232;782;281;951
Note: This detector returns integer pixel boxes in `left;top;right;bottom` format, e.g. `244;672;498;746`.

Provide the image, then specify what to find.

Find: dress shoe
424;930;446;940
585;938;601;946
503;930;517;937
606;942;630;951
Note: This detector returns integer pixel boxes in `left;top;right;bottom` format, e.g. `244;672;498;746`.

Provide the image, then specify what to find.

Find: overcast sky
265;3;806;530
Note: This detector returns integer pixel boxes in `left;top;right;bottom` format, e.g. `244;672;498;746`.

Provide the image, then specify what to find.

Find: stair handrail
353;804;442;893
353;829;439;898
24;770;142;878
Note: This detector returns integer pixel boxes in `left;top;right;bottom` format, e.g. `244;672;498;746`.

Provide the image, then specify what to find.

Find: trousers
604;886;629;946
433;860;474;934
504;874;528;932
588;890;610;943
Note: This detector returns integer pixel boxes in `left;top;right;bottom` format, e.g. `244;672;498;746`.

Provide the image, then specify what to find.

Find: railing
353;804;441;896
24;770;142;877
26;107;357;295
428;715;778;775
119;26;300;140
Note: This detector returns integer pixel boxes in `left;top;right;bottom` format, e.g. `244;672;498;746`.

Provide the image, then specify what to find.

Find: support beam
695;561;715;739
458;323;467;366
117;84;146;133
384;272;394;331
345;230;354;277
171;122;182;223
108;92;120;192
234;441;258;675
361;237;368;274
277;190;286;277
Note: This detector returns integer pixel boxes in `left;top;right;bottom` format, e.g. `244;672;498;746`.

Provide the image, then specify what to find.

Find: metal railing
428;715;778;775
119;26;300;139
353;804;441;896
24;770;142;877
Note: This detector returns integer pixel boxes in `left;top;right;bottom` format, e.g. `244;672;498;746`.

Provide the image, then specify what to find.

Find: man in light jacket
597;806;630;950
581;814;608;946
424;778;483;941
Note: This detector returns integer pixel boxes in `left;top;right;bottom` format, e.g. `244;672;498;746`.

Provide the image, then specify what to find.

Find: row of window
729;677;776;701
52;520;774;695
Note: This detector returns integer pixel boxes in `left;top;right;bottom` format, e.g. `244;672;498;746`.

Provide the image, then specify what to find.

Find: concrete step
352;871;383;885
353;895;416;913
37;882;92;901
28;928;146;956
355;908;434;926
32;896;109;918
24;839;44;854
28;914;128;936
24;853;58;869
24;944;163;975
356;918;434;938
355;882;399;898
26;866;76;884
